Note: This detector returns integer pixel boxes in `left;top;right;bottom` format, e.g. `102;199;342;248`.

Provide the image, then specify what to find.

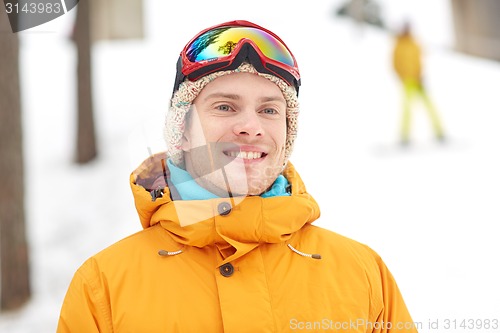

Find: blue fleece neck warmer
167;159;290;200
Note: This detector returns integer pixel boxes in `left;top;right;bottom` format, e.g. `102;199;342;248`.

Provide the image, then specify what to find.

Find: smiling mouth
224;151;267;160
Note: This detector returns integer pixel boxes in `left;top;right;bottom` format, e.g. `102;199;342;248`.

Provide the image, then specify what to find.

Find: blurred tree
73;0;97;163
90;0;144;41
0;12;31;310
71;0;144;164
451;0;500;62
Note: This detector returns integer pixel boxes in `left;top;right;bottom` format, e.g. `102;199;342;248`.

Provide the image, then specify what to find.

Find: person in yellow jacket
57;20;419;332
393;22;445;145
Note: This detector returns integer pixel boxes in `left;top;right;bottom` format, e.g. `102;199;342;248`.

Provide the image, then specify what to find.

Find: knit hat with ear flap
165;62;299;168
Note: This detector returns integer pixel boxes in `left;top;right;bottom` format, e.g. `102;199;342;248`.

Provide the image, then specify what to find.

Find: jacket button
217;202;232;216
219;263;234;277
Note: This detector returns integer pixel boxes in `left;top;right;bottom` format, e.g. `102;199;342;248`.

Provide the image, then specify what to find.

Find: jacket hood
130;153;321;264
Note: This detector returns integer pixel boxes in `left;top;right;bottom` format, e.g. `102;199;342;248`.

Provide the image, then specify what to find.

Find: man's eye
217;105;231;111
262;108;278;115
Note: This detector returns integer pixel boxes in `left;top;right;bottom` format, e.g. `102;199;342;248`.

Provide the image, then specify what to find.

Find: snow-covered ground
1;0;500;332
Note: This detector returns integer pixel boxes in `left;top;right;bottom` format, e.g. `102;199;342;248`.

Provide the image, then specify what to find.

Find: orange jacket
393;34;422;82
57;154;418;332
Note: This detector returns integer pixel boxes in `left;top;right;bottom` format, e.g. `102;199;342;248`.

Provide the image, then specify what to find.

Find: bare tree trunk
0;13;31;311
73;0;97;163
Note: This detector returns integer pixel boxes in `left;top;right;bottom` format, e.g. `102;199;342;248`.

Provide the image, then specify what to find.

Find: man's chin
223;183;266;197
221;167;278;197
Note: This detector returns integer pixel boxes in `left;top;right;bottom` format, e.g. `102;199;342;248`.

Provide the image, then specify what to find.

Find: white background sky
1;0;500;332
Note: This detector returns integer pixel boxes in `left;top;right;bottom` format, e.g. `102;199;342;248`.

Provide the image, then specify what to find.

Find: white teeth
227;151;263;159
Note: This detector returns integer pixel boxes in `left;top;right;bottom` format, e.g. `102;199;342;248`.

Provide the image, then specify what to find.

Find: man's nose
233;111;264;137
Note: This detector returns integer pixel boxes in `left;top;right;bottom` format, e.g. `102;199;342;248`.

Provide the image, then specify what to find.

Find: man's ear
181;106;206;152
181;132;191;152
181;108;194;152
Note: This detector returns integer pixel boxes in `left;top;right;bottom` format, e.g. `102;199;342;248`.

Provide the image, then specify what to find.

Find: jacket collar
130;153;320;264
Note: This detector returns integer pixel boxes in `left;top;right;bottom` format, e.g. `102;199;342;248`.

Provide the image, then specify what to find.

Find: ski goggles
173;20;301;94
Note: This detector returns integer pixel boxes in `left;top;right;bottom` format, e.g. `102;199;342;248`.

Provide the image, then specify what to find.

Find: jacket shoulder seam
76;257;114;332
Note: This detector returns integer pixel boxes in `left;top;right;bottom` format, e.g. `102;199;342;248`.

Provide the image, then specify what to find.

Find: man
57;20;418;332
393;21;445;145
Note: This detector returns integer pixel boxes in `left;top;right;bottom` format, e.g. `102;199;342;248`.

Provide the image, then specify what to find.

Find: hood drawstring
287;244;322;260
158;248;183;257
159;245;320;259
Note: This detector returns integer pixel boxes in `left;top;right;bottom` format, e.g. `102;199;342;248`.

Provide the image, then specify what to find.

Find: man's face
181;72;287;197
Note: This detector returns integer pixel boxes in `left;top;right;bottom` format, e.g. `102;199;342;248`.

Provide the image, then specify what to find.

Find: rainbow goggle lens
173;20;301;94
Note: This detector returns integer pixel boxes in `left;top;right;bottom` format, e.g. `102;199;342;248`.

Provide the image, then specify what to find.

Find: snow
1;0;499;332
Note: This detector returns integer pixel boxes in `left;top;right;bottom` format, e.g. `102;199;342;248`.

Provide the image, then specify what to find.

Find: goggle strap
172;57;185;96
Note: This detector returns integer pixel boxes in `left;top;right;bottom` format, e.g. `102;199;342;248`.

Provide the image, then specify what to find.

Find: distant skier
392;21;445;145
